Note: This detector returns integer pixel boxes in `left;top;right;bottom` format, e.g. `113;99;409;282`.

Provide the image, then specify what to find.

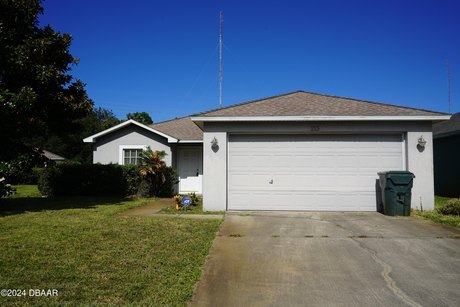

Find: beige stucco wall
202;121;435;211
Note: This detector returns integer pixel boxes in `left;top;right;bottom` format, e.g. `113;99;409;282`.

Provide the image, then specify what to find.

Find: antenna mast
447;60;451;113
219;11;223;109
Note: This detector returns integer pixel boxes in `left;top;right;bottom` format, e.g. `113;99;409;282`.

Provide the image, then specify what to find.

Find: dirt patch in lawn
119;198;174;216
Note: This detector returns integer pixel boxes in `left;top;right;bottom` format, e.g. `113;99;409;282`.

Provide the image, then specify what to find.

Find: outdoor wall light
417;136;427;148
211;137;218;148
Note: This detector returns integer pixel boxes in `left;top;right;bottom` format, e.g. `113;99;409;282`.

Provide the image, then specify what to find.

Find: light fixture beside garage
211;137;219;148
417;136;427;148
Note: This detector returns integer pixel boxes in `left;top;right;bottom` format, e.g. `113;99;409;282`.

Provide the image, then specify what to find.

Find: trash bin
378;171;415;216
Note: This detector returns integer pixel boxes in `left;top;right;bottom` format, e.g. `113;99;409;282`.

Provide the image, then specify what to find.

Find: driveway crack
351;238;422;307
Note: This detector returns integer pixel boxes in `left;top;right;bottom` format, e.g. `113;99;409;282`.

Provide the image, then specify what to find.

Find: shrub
138;148;179;198
1;152;45;184
37;162;178;198
8;167;44;185
122;164;142;196
188;192;200;206
173;192;200;210
37;166;61;196
437;199;460;216
0;177;15;197
38;163;125;197
135;167;178;198
155;167;179;197
174;194;184;210
0;162;15;197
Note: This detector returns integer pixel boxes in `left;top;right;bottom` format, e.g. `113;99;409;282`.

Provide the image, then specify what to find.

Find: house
433;112;460;197
42;149;66;162
83;91;449;211
41;149;66;167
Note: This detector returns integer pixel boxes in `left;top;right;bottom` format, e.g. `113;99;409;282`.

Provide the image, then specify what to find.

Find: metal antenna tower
219;11;223;109
447;60;451;113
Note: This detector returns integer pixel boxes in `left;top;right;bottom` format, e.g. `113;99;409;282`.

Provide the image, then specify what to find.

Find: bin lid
381;171;415;185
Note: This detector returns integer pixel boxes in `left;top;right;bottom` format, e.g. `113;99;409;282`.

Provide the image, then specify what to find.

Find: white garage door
228;134;404;211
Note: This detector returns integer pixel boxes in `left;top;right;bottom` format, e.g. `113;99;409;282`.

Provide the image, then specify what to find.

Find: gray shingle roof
433;112;460;138
42;150;66;161
149;91;448;141
151;116;203;141
195;91;447;117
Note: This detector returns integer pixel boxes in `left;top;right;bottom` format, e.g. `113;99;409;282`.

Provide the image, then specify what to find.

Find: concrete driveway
190;212;460;307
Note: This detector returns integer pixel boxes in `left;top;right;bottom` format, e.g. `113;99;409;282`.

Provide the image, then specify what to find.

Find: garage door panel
229;190;377;211
228;134;403;211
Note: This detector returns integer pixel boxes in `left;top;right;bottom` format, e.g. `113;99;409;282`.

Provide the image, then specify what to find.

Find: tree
0;0;93;163
126;112;153;125
35;107;120;164
95;107;122;130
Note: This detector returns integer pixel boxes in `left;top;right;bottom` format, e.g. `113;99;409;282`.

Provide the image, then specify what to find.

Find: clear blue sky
40;0;460;122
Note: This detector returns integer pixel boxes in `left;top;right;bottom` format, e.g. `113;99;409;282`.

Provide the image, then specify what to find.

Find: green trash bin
378;171;415;216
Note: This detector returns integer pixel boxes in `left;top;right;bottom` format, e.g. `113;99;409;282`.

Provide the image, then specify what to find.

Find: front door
177;147;203;194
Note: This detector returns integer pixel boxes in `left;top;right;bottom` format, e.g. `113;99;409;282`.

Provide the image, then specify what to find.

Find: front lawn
10;184;42;198
0;186;221;306
412;196;460;228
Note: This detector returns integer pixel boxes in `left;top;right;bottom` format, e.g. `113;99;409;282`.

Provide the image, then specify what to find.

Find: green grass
434;195;451;207
0;186;222;306
412;196;460;228
11;184;42;198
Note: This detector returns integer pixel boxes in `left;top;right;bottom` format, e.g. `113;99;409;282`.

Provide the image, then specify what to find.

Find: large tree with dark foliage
0;0;93;163
127;111;153;125
38;107;121;164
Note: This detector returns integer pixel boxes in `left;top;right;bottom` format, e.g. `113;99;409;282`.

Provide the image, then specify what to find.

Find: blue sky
40;0;460;122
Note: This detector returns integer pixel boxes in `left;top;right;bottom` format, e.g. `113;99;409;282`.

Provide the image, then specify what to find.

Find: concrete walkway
190;212;460;307
119;198;174;216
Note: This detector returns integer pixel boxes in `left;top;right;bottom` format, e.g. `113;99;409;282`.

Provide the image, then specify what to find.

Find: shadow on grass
0;195;129;217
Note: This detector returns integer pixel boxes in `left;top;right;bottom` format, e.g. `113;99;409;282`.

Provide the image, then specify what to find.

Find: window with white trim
123;148;143;165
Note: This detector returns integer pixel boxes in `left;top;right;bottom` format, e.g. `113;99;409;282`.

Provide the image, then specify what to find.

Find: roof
194;91;448;117
433;112;460;138
83;119;178;143
42;150;66;161
83;90;449;143
150;116;203;141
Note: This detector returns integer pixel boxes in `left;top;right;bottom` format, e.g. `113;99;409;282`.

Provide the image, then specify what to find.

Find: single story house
38;149;66;167
433;112;460;197
84;91;449;211
42;149;66;163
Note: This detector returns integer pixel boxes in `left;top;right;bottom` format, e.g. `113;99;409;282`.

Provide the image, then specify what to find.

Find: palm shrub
138;147;178;197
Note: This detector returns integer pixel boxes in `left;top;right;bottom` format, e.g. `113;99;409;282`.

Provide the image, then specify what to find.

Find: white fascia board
191;115;451;123
83;119;178;143
176;140;203;143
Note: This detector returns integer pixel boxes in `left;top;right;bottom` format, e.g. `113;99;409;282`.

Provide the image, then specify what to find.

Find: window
123;148;143;165
118;145;147;165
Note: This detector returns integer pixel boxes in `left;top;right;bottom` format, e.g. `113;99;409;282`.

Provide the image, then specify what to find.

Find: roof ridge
152;90;448;124
298;90;449;115
150;114;192;126
193;90;304;116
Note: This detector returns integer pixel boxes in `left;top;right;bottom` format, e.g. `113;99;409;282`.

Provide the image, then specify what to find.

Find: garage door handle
269;179;273;184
